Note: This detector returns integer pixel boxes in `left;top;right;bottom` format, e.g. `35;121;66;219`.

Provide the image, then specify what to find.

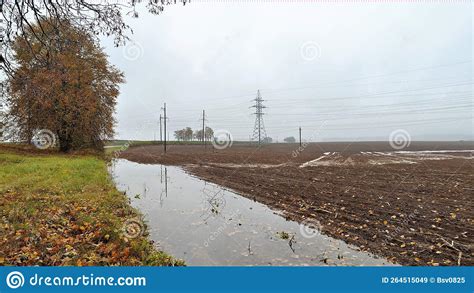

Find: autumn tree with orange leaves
7;19;124;152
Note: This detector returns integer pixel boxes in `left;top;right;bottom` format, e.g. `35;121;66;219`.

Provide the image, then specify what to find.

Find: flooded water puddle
110;159;393;266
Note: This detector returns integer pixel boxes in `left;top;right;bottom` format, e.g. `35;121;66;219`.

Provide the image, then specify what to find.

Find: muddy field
120;142;474;266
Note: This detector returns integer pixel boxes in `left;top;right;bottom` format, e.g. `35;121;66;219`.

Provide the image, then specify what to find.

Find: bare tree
184;127;193;141
204;126;213;141
174;129;184;141
194;129;203;141
284;136;296;143
0;0;189;75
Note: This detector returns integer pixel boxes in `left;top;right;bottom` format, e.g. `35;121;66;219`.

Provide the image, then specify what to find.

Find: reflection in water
110;159;394;266
201;183;227;220
159;165;169;207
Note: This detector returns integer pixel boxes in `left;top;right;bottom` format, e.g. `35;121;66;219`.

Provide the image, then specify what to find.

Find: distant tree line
284;136;296;143
174;127;214;142
262;137;273;143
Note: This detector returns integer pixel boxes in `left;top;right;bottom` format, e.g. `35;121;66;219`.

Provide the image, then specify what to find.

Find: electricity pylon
251;90;267;145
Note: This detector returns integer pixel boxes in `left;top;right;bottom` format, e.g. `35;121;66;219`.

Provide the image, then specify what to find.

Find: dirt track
120;142;474;266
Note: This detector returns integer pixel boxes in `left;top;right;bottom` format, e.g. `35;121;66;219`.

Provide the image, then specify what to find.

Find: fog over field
101;3;473;142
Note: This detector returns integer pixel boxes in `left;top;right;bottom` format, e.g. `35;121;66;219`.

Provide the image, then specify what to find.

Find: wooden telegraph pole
299;127;302;147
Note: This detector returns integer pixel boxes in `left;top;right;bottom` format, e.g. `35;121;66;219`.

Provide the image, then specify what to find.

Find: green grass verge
0;147;184;266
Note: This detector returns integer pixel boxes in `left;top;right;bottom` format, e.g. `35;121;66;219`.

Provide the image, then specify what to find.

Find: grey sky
101;2;473;141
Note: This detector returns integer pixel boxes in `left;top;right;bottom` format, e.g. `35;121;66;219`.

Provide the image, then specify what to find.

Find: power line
259;60;472;95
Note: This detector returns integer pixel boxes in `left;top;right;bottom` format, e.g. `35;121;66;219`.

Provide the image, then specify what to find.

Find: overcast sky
101;2;473;142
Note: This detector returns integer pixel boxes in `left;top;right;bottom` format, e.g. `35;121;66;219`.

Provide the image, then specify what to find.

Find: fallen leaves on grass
0;151;183;266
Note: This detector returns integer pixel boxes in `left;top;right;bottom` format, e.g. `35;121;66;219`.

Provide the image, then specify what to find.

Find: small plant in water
277;231;290;240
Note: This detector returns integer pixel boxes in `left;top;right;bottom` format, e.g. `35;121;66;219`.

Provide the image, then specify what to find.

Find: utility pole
162;103;167;153
299;127;302;147
251;90;267;145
